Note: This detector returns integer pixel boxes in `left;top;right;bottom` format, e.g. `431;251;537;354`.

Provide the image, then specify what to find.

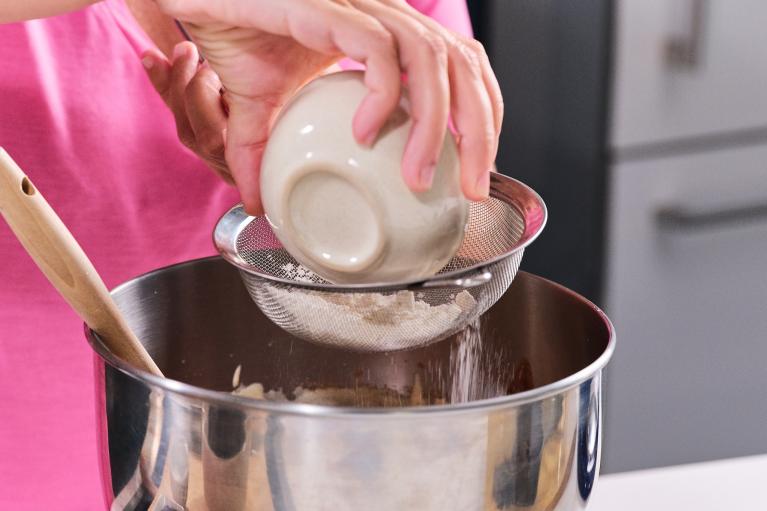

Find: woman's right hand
154;0;503;215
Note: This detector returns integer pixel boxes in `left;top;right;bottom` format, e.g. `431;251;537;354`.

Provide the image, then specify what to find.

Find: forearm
0;0;101;23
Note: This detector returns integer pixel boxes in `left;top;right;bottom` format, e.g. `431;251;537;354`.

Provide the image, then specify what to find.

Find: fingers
142;42;233;185
477;45;504;157
141;47;172;100
351;0;450;191
448;38;496;200
166;42;200;148
224;92;284;215
271;3;401;147
184;65;230;181
141;42;199;148
351;49;401;148
344;0;499;198
194;0;403;142
379;1;501;199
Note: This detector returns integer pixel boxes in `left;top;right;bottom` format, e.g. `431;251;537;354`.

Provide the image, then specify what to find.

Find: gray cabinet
604;144;767;472
612;0;767;150
605;0;767;472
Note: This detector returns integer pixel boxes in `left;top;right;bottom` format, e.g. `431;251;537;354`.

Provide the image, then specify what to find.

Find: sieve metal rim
213;172;547;292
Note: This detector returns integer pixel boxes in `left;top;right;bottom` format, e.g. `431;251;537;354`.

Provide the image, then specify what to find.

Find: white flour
449;320;488;403
267;263;478;351
278;262;320;283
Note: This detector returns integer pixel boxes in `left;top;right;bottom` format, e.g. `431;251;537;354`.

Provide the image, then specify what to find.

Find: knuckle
377;83;400;104
370;26;397;55
419;31;448;62
238;138;269;155
199;131;224;156
184;71;210;101
183;78;198;100
197;65;221;86
467;38;488;58
461;124;496;150
458;44;482;74
247;92;284;113
156;0;183;16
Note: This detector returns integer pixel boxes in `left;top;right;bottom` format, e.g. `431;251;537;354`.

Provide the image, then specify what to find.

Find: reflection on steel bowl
88;257;614;511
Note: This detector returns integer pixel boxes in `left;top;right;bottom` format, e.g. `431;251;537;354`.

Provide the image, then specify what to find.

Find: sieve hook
418;268;493;289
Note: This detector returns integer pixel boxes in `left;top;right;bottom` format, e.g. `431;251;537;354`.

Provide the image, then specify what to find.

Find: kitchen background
468;0;767;474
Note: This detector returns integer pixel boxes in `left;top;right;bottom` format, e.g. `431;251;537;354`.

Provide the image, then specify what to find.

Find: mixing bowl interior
97;257;611;405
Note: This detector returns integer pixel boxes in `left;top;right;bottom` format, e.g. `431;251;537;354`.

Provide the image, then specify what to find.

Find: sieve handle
418;268;493;289
0;148;162;376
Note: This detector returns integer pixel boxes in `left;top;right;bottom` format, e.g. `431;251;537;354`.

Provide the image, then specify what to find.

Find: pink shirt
0;1;471;508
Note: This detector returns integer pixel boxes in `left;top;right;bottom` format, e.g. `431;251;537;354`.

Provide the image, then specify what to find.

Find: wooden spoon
0;148;162;376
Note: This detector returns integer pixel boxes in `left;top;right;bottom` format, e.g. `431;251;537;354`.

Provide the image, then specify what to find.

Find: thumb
224;93;286;216
141;49;172;102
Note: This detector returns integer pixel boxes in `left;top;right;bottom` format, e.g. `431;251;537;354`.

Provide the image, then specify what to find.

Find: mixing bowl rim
86;257;614;418
213;172;547;291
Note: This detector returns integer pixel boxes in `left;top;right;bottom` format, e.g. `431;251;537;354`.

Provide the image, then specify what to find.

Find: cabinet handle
656;202;767;231
665;0;708;70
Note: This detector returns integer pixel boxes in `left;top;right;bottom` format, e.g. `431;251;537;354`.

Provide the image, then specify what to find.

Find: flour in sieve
268;263;477;350
278;262;323;283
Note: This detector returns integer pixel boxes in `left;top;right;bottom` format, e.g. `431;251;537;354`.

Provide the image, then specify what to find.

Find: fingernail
172;43;187;61
419;164;436;189
475;171;490;199
141;55;154;69
361;129;377;147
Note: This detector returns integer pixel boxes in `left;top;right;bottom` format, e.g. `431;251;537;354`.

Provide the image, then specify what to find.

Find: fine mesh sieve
214;173;546;352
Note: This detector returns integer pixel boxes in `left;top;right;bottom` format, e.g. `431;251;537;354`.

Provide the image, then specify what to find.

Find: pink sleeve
408;0;473;37
339;0;473;70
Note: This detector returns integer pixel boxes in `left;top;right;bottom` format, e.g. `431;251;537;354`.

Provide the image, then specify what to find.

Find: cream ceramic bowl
260;71;468;284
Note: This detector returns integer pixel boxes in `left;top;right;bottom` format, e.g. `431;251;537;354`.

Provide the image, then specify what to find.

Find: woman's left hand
141;42;233;185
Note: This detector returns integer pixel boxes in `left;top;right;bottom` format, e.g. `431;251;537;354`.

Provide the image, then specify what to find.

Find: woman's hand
141;41;342;186
152;0;503;215
142;42;232;184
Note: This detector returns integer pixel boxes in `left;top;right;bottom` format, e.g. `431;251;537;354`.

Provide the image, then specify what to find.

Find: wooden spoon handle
0;148;162;376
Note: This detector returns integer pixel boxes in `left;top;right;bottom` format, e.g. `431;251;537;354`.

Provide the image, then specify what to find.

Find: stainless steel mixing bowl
88;257;614;511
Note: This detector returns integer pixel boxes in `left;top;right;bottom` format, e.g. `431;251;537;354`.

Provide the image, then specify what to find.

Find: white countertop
589;454;767;510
